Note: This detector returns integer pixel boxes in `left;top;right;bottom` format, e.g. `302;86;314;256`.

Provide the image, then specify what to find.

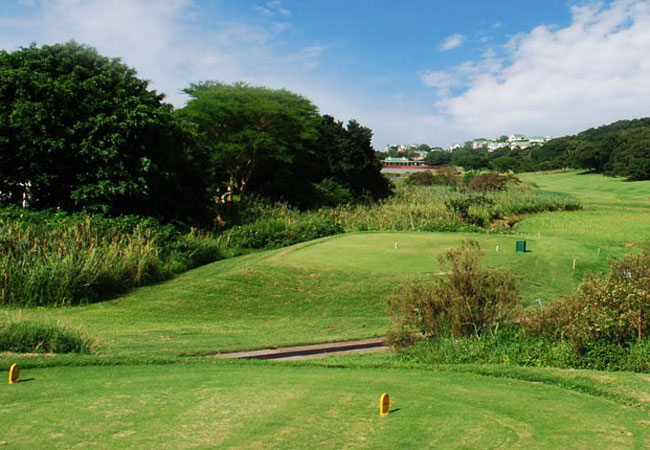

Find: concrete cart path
212;337;389;361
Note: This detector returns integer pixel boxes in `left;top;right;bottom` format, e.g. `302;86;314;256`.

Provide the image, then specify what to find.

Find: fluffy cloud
425;0;650;142
439;33;465;51
0;0;320;106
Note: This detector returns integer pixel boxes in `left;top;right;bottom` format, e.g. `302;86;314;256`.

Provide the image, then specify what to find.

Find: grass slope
518;171;650;249
5;231;607;356
2;362;649;449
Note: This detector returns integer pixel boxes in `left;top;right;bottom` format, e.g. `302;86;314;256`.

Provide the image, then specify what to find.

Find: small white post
496;245;500;252
394;242;399;249
572;259;577;270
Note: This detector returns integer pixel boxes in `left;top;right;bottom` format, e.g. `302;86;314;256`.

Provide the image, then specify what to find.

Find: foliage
0;319;95;353
386;240;522;343
221;216;343;250
527;245;650;355
311;178;353;207
424;149;452;166
0;41;210;222
180;81;320;201
235;182;580;236
404;168;461;187
0;207;221;306
179;84;391;209
313;116;392;203
467;173;520;192
397;330;650;372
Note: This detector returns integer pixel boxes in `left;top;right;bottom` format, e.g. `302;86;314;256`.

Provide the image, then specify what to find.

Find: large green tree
178;81;320;198
314;116;392;202
0;41;208;221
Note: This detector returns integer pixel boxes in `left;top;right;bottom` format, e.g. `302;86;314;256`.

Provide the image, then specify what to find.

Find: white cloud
0;0;321;107
424;0;650;143
439;33;465;51
256;0;290;18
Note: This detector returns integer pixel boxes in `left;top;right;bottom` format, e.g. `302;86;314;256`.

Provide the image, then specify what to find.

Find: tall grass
0;318;95;353
223;183;582;248
0;209;222;306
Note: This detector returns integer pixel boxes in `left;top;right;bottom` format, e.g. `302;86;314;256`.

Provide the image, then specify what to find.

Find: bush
222;216;343;250
467;173;519;192
0;320;96;353
527;245;650;355
404;168;461;187
386;240;522;344
311;179;353;207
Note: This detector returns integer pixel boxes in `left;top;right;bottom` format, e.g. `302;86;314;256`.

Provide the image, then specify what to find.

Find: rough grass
0;318;95;353
0;211;222;306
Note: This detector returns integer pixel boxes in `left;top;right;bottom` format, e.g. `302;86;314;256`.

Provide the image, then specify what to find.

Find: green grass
2;361;650;449
3;231;609;356
517;171;650;249
1;171;650;447
520;170;650;208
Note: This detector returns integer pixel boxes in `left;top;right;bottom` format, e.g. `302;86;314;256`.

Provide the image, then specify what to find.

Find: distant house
472;138;489;149
487;141;509;152
529;136;550;144
382;157;427;167
508;134;528;143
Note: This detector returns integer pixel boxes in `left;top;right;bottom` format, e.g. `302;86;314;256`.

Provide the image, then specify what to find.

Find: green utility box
516;240;527;253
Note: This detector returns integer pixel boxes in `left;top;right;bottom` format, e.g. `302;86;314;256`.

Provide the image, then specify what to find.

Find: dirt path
212;337;389;361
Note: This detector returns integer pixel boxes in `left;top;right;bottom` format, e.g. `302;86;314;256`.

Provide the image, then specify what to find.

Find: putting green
1;363;648;449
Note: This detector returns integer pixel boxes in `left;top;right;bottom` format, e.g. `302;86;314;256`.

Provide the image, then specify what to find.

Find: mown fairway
520;170;650;208
518;171;650;249
2;362;650;449
7;230;608;355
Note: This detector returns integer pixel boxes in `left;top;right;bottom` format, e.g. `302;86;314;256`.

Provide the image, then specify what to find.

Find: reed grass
0;318;96;353
0;210;222;306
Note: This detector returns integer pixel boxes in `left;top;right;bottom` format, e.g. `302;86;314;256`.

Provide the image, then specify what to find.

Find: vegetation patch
0;319;95;354
0;208;222;306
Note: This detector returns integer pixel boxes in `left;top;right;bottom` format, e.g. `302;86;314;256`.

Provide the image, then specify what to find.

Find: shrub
222;216;343;250
386;240;522;345
467;173;517;192
404;171;437;186
0;320;96;353
311;179;353;207
527;245;650;355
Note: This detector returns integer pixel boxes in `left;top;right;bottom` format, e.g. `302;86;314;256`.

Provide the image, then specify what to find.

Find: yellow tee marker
379;393;390;416
8;363;19;384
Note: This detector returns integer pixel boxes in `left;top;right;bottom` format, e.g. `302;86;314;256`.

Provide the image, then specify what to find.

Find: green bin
516;240;527;253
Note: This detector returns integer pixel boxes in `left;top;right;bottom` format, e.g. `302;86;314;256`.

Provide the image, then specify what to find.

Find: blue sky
2;1;649;147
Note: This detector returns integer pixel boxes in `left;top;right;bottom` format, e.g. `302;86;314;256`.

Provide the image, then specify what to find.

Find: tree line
0;42;391;225
381;122;650;180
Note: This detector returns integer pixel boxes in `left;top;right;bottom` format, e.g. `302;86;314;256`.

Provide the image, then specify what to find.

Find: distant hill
536;117;650;180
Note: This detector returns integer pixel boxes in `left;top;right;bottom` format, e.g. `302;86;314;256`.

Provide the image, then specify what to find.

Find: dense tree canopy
178;82;320;200
179;83;391;208
314;116;392;203
0;42;209;221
